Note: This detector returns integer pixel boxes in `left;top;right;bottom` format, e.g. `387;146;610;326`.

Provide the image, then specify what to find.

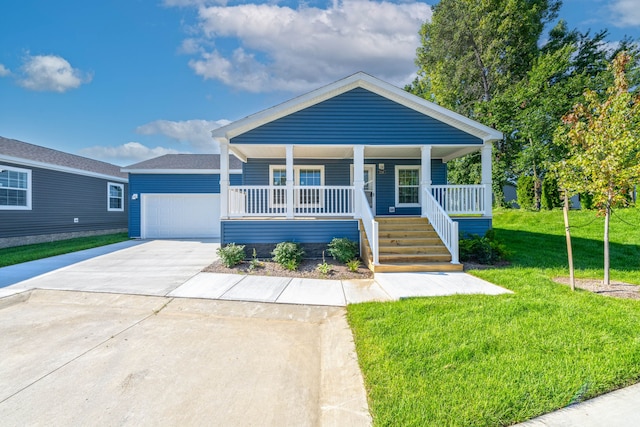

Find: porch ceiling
229;144;483;162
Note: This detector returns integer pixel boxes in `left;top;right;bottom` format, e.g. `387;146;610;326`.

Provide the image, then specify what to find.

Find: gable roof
0;136;128;181
121;154;243;174
212;72;503;144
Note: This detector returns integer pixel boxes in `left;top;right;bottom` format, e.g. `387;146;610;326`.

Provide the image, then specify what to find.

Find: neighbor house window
0;165;32;210
108;182;124;212
269;165;325;208
395;166;420;207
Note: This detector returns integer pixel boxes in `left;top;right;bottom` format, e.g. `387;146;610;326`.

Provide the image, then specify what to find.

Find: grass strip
0;233;130;268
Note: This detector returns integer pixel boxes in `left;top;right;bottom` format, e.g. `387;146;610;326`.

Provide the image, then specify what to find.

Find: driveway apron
5;239;218;296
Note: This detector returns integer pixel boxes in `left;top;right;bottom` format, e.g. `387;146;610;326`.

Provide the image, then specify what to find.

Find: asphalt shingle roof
122;154;243;171
0;136;127;179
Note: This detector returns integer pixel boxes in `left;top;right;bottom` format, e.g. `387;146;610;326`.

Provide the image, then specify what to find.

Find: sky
0;0;638;166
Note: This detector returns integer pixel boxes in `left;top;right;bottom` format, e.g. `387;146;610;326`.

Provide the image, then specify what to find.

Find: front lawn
348;208;640;426
0;233;130;268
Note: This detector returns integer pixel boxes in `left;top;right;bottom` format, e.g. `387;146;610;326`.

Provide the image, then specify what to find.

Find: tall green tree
415;0;561;117
557;52;640;285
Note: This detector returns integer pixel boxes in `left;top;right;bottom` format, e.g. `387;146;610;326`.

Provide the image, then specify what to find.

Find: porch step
378;237;443;246
378;230;439;238
359;216;463;273
378;253;452;263
374;262;464;273
378;245;450;255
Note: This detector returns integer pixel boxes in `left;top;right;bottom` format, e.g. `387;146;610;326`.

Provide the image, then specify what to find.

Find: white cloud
172;0;432;92
610;0;640;27
135;119;230;152
80;142;183;166
0;64;10;77
19;54;92;92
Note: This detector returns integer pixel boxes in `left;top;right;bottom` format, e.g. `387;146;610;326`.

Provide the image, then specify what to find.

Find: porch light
378;163;384;171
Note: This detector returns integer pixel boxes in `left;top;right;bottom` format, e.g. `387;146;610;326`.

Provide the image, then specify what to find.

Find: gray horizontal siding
455;217;492;237
232;88;482;146
128;173;241;237
0;161;128;239
221;220;359;244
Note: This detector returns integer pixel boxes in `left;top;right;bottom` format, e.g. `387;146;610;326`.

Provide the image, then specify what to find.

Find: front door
351;164;376;213
363;164;376;212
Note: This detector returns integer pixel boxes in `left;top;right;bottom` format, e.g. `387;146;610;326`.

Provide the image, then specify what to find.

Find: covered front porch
217;142;494;269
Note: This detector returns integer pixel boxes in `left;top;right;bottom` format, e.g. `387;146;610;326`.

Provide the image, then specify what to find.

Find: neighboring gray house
122;154;242;239
0;136;128;248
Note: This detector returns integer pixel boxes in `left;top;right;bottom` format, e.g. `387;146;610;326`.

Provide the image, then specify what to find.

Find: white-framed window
0;165;32;210
395;165;420;207
269;165;325;208
108;182;124;212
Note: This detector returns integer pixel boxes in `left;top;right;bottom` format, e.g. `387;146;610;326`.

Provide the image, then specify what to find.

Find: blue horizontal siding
221;220;359;244
241;158;446;217
232;88;482;146
243;158;351;186
128;173;241;237
455;217;492;237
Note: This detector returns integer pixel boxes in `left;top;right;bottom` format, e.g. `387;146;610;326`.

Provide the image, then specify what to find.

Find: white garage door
142;194;220;238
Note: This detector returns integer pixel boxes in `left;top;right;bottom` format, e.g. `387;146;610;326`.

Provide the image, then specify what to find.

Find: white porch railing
358;188;379;265
423;187;459;264
227;185;354;217
431;184;486;215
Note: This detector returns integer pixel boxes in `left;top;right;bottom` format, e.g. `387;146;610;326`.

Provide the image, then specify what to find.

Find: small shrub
580;193;595;210
317;251;333;276
459;230;509;265
327;237;358;263
216;243;246;268
272;241;304;270
516;175;536;210
346;258;361;272
283;259;299;271
541;175;562;210
249;248;263;271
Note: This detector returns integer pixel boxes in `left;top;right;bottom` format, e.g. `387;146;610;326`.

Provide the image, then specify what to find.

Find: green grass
0;233;130;268
348;207;640;426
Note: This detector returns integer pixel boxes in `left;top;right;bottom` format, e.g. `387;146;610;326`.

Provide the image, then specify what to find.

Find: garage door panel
142;194;220;238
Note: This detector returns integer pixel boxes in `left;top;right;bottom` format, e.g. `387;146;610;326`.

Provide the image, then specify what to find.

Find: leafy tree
414;0;561;116
557;52;640;285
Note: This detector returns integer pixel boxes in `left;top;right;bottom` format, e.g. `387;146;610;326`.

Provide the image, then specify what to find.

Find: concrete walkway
515;382;640;426
0;239;511;304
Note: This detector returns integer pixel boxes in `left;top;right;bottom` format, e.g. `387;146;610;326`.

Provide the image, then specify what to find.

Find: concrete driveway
0;240;371;425
4;239;219;296
0;290;371;426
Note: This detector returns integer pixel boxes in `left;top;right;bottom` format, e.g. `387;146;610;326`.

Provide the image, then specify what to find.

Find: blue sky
1;0;638;166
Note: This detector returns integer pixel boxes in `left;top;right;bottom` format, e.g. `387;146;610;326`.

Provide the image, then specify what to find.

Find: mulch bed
554;277;640;300
203;257;374;280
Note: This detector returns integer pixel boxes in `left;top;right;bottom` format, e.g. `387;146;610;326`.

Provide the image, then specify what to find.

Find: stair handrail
423;187;459;264
358;188;379;265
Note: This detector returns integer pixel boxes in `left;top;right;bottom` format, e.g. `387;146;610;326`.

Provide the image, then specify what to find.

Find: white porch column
219;141;229;219
420;145;432;217
481;142;493;217
286;145;294;219
353;145;365;219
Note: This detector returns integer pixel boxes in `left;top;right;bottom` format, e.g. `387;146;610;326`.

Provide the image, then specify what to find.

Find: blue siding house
212;73;503;272
122;154;242;239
